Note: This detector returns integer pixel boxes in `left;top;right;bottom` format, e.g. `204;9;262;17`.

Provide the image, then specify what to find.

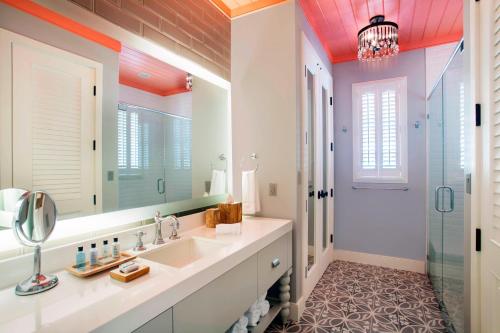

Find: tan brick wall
69;0;230;80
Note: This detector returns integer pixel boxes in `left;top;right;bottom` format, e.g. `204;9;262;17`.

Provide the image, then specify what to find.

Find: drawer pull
271;258;280;268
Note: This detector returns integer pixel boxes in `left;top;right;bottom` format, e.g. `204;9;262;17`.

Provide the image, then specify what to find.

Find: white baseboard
289;298;305;322
333;249;426;274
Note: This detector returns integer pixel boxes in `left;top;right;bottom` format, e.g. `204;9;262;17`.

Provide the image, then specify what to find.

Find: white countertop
0;217;292;333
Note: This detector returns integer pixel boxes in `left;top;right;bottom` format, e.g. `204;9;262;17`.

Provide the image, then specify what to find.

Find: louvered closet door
484;1;500;331
12;43;96;217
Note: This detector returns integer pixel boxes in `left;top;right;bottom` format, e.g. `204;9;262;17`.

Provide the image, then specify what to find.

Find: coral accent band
0;0;121;52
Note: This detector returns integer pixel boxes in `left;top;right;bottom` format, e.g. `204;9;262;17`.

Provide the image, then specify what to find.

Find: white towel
244;301;261;326
209;169;226;195
230;316;248;333
257;293;270;317
242;170;260;215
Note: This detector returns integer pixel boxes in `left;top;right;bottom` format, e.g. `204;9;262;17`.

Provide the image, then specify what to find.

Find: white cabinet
134;231;292;333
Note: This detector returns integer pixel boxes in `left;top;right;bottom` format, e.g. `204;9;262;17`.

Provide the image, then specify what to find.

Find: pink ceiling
119;46;189;96
299;0;463;63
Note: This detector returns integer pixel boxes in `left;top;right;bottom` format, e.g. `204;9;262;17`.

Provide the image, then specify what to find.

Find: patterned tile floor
266;260;448;333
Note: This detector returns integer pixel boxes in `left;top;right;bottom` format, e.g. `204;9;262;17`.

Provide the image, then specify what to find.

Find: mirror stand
15;245;58;296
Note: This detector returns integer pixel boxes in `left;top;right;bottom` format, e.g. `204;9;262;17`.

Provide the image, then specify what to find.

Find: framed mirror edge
0;0;233;259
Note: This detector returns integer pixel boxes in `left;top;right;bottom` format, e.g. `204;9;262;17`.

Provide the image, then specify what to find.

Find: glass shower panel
427;79;444;303
442;48;465;333
118;104;167;210
306;69;315;271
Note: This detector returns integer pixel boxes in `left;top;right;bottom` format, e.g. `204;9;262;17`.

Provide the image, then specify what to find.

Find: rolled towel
238;315;248;328
259;300;270;317
244;301;261;326
230;322;247;333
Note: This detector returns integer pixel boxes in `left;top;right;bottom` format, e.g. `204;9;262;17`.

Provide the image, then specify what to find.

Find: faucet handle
154;211;162;223
133;231;147;251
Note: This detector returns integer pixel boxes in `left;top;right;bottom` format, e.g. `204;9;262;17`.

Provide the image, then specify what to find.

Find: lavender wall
333;49;427;261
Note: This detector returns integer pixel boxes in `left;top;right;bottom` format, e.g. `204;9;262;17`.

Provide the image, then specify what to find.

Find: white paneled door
0;29;100;218
481;0;500;331
301;33;334;303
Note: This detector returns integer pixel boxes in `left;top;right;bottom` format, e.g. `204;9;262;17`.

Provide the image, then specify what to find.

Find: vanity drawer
173;254;258;333
258;233;290;295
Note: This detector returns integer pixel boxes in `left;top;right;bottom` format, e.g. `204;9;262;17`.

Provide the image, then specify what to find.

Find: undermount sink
140;237;228;268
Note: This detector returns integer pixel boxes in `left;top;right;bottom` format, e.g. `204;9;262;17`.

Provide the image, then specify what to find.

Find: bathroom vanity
0;217;292;333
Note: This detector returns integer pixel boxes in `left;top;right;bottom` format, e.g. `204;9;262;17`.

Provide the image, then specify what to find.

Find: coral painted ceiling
211;0;286;18
119;46;189;97
299;0;463;63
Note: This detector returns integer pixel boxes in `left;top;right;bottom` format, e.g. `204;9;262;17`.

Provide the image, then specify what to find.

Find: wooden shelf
248;303;281;333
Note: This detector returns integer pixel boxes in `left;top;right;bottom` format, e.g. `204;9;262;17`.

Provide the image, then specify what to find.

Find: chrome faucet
153;211;166;245
133;231;147;251
153;212;181;241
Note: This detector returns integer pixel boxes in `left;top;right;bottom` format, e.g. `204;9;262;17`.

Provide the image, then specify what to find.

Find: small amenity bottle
102;240;110;258
112;237;120;259
76;246;86;270
89;243;98;266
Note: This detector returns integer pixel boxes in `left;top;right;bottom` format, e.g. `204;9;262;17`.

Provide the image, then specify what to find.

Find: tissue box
205;208;221;228
218;202;242;224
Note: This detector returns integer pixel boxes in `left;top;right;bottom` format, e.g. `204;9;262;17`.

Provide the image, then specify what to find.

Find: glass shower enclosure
427;41;465;333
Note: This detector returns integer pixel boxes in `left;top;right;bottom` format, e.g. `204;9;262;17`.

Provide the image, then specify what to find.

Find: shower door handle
157;178;165;194
435;186;454;213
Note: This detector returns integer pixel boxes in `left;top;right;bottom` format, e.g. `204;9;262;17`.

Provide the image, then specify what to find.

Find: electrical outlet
269;183;278;196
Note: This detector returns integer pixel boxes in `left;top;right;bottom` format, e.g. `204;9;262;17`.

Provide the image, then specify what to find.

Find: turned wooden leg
279;268;292;323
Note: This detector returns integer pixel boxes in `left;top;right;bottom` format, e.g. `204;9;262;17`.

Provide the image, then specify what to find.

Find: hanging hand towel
242;170;260;215
209;169;226;195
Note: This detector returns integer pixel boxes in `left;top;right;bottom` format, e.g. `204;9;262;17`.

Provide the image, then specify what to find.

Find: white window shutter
381;89;398;169
361;92;376;170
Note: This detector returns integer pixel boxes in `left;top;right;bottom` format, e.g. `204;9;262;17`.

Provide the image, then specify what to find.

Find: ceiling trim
210;0;287;19
0;0;121;52
120;77;190;97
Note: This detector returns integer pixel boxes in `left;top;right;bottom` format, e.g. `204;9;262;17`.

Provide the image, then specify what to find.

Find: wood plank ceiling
119;46;189;96
299;0;463;63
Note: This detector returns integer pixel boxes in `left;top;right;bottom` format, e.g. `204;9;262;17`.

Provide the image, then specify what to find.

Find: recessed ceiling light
137;71;151;79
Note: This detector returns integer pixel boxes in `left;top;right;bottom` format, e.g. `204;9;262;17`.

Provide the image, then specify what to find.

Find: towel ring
240;153;259;172
210;153;227;171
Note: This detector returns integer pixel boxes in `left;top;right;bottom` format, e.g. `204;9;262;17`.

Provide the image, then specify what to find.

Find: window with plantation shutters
352;77;408;183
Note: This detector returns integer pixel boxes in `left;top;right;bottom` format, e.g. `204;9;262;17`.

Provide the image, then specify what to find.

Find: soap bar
119;261;139;273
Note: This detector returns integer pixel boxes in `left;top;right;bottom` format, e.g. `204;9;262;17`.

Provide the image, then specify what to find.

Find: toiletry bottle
89;243;98;266
102;240;110;258
76;246;86;270
112;237;120;259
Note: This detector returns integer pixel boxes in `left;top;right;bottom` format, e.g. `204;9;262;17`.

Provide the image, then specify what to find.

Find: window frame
352;76;408;184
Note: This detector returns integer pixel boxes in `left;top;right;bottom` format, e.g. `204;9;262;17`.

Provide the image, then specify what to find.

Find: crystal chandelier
358;15;399;61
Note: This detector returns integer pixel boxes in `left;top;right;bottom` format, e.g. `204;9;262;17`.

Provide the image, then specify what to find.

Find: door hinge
466;173;472;194
330;234;333;243
93;140;96;151
305;131;308;145
330;188;334;197
93;85;96;96
93;194;97;206
329;97;333;106
330;142;334;151
304;65;306;77
476;228;481;252
475;104;481;126
305;200;307;213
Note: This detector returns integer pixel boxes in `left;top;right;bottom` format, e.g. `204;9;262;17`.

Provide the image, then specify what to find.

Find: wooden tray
66;252;136;278
110;265;150;282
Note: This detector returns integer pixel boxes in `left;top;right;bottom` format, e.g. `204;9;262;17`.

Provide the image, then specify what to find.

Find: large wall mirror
0;16;230;244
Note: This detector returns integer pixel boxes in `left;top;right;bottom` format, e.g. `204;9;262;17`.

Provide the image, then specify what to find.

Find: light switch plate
269;183;278;196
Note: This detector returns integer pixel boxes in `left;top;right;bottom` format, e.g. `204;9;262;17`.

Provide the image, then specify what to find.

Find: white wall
191;77;229;198
231;0;333;307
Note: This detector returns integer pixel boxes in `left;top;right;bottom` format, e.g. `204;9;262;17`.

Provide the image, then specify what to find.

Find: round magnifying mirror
13;191;58;296
0;188;27;230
